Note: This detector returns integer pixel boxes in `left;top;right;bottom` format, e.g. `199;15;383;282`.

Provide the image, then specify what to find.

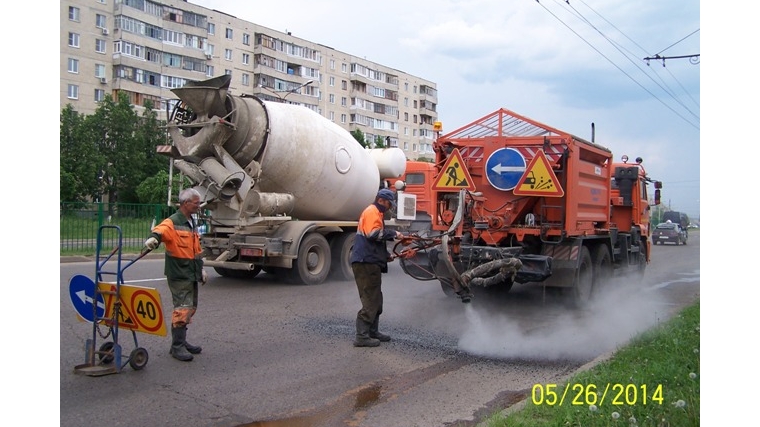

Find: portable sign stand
72;225;165;377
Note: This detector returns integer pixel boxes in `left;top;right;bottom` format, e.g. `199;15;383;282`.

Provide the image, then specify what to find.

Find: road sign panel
485;148;526;191
513;150;564;197
69;274;105;323
432;148;476;191
98;282;167;337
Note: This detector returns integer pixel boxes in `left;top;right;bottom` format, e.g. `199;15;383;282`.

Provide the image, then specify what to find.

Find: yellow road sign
97;282;167;336
513;150;564;197
432;148;476;191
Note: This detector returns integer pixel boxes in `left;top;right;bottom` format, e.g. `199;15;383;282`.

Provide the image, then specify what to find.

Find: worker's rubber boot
170;326;194;361
353;318;380;347
369;316;391;342
183;326;202;354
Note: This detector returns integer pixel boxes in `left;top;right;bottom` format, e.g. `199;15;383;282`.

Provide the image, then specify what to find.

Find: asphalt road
59;233;700;427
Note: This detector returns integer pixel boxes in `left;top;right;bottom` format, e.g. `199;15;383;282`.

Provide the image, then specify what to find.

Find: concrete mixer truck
161;75;410;285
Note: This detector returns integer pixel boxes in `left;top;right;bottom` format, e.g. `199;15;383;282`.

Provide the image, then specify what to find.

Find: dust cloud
456;275;673;361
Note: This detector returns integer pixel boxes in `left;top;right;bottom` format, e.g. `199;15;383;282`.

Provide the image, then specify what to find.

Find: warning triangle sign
432;148;476;191
513;151;564;197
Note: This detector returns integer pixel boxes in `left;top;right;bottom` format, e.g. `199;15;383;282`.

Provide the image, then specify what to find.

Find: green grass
483;300;700;427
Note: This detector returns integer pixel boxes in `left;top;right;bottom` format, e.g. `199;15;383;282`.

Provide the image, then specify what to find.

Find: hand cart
72;225;164;376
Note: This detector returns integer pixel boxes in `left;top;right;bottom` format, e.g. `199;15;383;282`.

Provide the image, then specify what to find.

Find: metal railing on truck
60;202;174;255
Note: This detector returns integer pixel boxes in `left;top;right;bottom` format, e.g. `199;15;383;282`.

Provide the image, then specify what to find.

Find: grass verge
483;300;700;427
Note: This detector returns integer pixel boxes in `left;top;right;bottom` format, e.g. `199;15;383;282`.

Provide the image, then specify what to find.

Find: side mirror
654;189;661;205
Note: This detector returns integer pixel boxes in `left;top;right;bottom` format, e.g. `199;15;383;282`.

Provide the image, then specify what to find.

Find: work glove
201;269;208;285
144;236;159;251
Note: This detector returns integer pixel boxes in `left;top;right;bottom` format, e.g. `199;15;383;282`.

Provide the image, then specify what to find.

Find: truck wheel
571;246;593;306
289;233;331;285
675;236;681;246
328;233;355;281
592;245;613;292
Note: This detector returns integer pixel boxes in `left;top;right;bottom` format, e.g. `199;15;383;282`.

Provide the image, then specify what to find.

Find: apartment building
60;0;438;160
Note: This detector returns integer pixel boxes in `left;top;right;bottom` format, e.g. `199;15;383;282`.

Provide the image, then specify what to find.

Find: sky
195;0;701;218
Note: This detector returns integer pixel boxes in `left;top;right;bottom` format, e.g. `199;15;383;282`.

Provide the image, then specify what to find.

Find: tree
136;169;193;204
350;129;368;148
60;104;104;202
374;135;386;148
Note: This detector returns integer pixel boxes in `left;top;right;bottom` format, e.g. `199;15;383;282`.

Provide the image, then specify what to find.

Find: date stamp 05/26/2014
531;383;664;407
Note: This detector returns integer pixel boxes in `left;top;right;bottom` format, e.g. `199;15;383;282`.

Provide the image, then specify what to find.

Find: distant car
653;222;687;245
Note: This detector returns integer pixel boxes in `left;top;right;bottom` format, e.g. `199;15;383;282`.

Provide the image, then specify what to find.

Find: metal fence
60;202;174;254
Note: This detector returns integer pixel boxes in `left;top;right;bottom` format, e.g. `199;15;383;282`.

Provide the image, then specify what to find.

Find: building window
341;114;346;124
242;53;250;65
69;6;79;22
341;63;347;73
95;39;106;53
242;73;250;86
329;94;335;104
67;84;79;100
95;64;106;78
341;80;347;90
329;76;335;86
329;111;335;121
208;23;215;35
341;97;347;107
96;14;106;28
224;49;232;61
405;82;409;91
413;143;418;152
207;44;215;55
225;28;233;39
225;69;232;75
68;32;80;48
403;141;408;150
243;33;250;45
67;58;79;74
404;112;408;121
94;89;105;102
206;66;214;77
330;59;335;70
413;115;417;124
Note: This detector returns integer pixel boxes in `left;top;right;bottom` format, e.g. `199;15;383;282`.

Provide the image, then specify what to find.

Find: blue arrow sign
485;148;526;191
69;274;105;323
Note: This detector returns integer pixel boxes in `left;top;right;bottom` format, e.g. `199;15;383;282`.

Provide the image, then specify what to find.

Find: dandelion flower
674;399;686;408
693;348;699;354
589;404;598;412
629;416;637;424
689;372;697;379
612;412;620;419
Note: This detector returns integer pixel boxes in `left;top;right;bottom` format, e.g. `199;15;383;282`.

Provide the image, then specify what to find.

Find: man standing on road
350;188;404;347
144;188;207;362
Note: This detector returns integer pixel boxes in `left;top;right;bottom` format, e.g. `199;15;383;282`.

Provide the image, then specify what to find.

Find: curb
475;349;618;426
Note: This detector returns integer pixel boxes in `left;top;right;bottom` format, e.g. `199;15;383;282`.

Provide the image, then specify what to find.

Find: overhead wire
535;0;699;130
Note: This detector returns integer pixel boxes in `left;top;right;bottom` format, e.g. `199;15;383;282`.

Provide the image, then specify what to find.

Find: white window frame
242;53;250;65
67;84;79;99
242;73;250;86
69;6;79;22
208;23;215;35
94;89;105;102
68;32;80;48
67;58;79;74
95;64;106;78
225;28;233;39
96;14;106;28
224;49;232;61
95;39;106;53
